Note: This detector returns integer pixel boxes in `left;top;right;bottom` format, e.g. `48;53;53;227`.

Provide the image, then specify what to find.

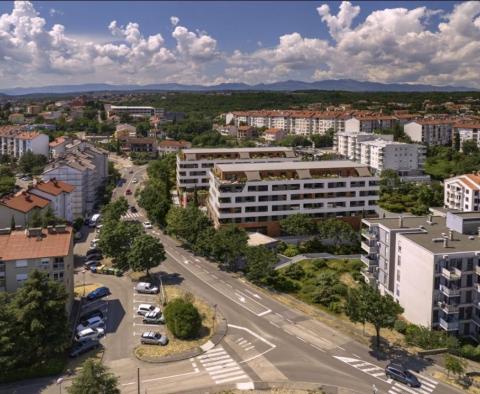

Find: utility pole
212;304;217;333
137;368;140;394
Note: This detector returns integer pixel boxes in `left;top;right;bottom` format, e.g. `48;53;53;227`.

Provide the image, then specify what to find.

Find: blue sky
0;1;479;88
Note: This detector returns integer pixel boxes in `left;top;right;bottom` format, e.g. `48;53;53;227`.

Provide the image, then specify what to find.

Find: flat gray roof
182;147;293;154
215;160;370;172
363;215;434;230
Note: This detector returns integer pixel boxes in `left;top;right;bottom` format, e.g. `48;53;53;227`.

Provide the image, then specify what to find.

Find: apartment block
334;132;394;161
30;179;75;222
105;105;164;119
362;212;480;338
404;120;453;146
208;160;379;236
455;121;480;150
444;174;480;212
0;126;49;158
176;147;298;190
344;115;397;133
0;226;75;313
0;191;50;228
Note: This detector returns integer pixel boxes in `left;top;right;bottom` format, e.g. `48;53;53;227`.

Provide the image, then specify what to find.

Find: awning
296;169;311;179
245;171;261;181
239;152;250;159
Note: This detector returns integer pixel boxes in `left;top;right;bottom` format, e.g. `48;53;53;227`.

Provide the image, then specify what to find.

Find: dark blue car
385;363;421;388
86;286;110;301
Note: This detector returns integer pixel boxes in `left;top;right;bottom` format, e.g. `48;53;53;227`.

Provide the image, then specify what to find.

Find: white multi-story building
444;174;480;212
30;179;75;222
334;132;394;161
105;105;164;119
455;121;480;150
208;160;379;236
0;126;49;158
404;120;453;146
176;147;298;190
359;139;426;175
362;212;480;338
344;116;397;134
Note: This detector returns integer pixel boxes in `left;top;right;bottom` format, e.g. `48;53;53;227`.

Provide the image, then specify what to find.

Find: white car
76;316;105;332
90;238;100;247
75;327;105;342
132;178;138;184
143;222;152;229
137;304;161;316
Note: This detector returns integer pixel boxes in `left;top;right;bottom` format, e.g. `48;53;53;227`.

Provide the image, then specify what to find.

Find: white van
89;214;101;228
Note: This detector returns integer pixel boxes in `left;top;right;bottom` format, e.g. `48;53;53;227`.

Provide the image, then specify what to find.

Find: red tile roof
158;140;191;148
33;179;75;196
0;227;73;260
0;192;50;213
49;136;66;147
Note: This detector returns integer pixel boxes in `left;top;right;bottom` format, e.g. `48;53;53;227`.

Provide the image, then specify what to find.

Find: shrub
284;263;305;280
405;324;459;350
272;275;299;293
328;301;343;314
163;298;202;339
312;259;327;270
394;319;408;334
282;245;300;257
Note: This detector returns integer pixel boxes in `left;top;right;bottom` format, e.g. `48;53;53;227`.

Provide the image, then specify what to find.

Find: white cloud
170;16;179;26
49;8;63;17
172;25;218;62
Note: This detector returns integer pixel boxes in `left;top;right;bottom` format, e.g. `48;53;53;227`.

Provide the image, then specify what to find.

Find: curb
134;309;227;363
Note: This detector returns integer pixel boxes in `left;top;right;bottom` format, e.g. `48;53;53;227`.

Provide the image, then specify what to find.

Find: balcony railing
361;241;378;254
439;318;459;331
442;267;462;281
476;266;480;276
361;267;376;282
361;255;378;267
361;230;377;241
439;284;460;297
437;301;459;314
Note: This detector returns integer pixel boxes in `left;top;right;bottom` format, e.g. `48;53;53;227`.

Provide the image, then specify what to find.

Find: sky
0;1;479;89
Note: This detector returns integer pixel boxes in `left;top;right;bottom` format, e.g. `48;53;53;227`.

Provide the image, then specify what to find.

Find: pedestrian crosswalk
388;372;438;394
121;212;142;221
195;346;251;385
334;356;390;382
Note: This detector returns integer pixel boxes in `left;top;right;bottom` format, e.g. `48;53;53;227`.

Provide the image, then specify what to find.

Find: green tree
462;140;479;155
163;298;202;339
101;197;128;223
18;151;47;175
192;227;216;257
166;205;212;248
317;219;359;251
98;221;143;269
138;181;171;227
29;209;43;227
346;285;404;351
280;214;316;236
244;246;276;285
379;169;401;193
444;354;467;378
0;166;15;196
210;224;248;270
67;359;120;394
128;234;165;276
42;206;58;227
0;293;17;375
12;270;69;365
346;287;369;334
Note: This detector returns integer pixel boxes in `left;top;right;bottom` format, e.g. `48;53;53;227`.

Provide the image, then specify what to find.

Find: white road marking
334;356;390;383
410;372;438;385
296;336;306;342
194;258;200;262
257;309;271;316
215;374;249;384
235;337;244;343
269;321;279;328
310;343;326;352
244;345;255;351
244;289;261;299
211;274;218;279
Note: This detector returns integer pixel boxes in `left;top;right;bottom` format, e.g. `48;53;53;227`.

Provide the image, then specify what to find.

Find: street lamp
212;304;217;333
56;377;64;394
82;269;86;297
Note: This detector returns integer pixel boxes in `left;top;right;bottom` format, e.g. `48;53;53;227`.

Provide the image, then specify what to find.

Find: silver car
140;331;168;346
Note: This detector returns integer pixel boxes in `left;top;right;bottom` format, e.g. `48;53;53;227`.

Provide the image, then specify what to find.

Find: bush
284;263;305;280
328;301;343;314
405;324;459;350
163;298;202;339
282;245;299;257
394;319;408;334
272;275;299;293
312;259;327;270
0;358;65;383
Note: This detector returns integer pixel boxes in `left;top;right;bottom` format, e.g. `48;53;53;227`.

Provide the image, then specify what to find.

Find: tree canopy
68;359;120;394
128;234;166;276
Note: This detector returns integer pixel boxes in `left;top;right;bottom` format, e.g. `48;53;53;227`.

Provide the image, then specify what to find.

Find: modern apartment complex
208;160;379;236
334;132;394;161
0;225;75;313
344;115;397;134
444;174;480;212
404;120;453;146
0;126;49;158
455;121;480;150
105;105;164;119
176;147;298;190
361;212;480;338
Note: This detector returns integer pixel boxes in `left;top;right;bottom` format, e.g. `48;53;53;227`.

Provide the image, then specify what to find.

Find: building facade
444;174;480;212
105;105;164;119
0;126;49;158
404;120;453;146
455;122;480;151
334;132;394;161
30;179;75;222
208;160;379;236
0;191;50;229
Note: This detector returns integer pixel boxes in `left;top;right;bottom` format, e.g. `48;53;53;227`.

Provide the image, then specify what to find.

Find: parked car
86;253;103;261
143;221;152;229
86;286;110;301
84;260;100;270
136;282;159;294
80;309;104;321
69;339;101;358
132;178;138;184
125;189;132;195
140;332;168;346
137;304;161;316
76;316;104;332
143;311;165;325
385;363;421;388
75;327;105;342
86;247;101;256
130;206;138;213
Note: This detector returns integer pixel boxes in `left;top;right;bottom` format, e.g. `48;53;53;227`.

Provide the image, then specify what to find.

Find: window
15;260;28;268
16;273;28;282
396;270;401;281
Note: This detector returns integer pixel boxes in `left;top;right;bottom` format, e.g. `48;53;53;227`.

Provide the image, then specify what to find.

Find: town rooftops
215;160;372;173
158;140;191;148
33;179;75;196
410;119;453;125
0;226;73;260
264;128;282;134
182;147;293;154
0;191;50;213
49;136;66;147
454;121;480;129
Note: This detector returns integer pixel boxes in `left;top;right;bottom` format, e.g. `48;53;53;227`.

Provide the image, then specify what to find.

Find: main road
113;159;456;394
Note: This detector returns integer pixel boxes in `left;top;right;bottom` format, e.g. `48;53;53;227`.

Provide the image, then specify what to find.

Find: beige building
263;128;286;142
444;173;480;212
0;225;75;312
0;191;50;228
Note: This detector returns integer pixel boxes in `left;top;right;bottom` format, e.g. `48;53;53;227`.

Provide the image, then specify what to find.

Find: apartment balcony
437;301;459;314
361;229;377;241
361;255;378;268
476;266;480;276
439;284;460;297
361;266;376;283
441;267;462;281
439;317;459;331
361;240;378;254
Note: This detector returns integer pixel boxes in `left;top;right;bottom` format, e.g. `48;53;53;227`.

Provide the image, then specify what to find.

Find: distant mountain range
0;79;477;96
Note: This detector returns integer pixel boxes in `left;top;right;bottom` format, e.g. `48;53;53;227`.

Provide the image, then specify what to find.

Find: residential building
0;126;49;158
8;113;25;124
0;191;50;228
177;147;298;190
208;160;379;236
0;225;75;313
215;125;238;137
404;120;453;146
455;121;480;150
344;115;397;134
334;132;394;161
158;140;192;156
122;137;157;153
105;105;164;119
444;174;480;212
30;179;75;222
361;212;480;339
263;128;286;142
26;105;42;115
237;126;255;140
115;123;137;139
49;136;71;159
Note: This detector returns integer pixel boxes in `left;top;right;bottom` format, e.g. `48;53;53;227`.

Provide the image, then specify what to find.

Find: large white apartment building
334;132;394;161
404;120;453;146
444;174;480;212
359;139;426;176
455;121;480;150
362;212;480;338
208;160;379;236
105;105;164;119
176;147;298;190
344;115;397;134
0;126;49;158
